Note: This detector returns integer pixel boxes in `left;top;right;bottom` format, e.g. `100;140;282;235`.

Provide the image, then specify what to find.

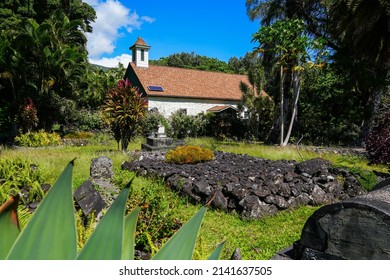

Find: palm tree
330;0;390;69
329;0;390;136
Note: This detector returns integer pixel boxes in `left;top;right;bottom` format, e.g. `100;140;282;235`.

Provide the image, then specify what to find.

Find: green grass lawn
1;135;388;259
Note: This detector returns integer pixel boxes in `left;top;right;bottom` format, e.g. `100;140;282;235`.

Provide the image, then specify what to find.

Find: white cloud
141;16;156;24
84;0;155;59
89;53;132;68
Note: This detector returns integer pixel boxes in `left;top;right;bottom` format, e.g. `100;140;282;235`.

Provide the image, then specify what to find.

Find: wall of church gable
147;97;239;117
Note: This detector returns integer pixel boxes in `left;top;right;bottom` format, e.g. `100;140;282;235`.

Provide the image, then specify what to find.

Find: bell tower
129;37;151;68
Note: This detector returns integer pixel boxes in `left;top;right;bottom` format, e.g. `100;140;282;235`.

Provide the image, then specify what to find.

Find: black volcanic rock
122;151;366;219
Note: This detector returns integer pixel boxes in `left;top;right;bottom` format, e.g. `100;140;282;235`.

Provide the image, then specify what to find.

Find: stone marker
141;124;183;151
74;179;106;216
273;180;390;260
90;156;113;180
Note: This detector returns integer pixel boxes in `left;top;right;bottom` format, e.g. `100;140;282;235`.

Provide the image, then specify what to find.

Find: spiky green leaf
207;241;226;260
7;160;77;260
152;207;206;260
122;207;140;260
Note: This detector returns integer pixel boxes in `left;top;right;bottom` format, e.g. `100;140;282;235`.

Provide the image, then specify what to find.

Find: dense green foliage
0;1;123;141
151;52;234;73
168;110;207;139
245;0;390;146
0;158;44;205
14;130;61;147
365;111;390;165
239;60;275;141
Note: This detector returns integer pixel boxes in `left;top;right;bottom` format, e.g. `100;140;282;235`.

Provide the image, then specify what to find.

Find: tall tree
328;0;390;137
253;18;325;146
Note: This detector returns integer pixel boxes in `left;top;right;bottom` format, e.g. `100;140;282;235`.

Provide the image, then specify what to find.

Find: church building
124;37;250;117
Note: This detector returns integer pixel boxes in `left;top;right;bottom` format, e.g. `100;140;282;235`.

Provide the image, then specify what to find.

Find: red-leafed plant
101;79;147;151
18;98;38;133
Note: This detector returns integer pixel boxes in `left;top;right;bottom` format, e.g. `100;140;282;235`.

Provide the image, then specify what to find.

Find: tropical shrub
0;158;44;205
365;111;390;166
169;111;208;139
101;79;147;151
17;98;39;133
14;130;61;147
70;109;106;132
0;161;224;260
137;110;167;137
166;145;214;164
206;111;247;140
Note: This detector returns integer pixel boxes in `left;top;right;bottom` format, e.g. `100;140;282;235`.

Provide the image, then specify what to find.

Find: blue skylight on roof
147;85;164;92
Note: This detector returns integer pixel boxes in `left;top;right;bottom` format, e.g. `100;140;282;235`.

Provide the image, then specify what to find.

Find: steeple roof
130;37;150;50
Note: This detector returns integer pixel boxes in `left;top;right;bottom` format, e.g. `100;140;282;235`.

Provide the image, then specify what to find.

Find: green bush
0;158;44;205
166;145;214;164
70;109;106;132
169;111;208;139
14;130;61;147
137;110;167;137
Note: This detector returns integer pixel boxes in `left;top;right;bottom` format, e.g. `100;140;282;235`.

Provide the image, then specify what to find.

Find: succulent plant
0;160;224;260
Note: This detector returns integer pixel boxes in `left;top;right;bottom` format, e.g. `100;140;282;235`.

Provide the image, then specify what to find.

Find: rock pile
122;151;365;219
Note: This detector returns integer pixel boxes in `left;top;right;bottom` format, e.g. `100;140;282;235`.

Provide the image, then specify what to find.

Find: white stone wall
148;96;240;117
133;48;149;68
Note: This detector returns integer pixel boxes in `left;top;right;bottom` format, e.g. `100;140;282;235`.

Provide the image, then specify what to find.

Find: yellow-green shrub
14;130;61;147
165;145;214;164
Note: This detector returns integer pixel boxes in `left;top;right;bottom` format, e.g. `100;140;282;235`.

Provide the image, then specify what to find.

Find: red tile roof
131;37;149;47
127;62;250;101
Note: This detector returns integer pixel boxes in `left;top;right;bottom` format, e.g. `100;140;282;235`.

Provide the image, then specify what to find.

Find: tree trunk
282;70;300;147
279;65;285;146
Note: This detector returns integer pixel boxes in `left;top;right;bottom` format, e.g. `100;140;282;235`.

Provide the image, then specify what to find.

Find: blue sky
84;0;261;67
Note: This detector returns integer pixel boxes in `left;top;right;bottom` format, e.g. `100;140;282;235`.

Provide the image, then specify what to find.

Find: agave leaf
207;241;226;260
0;196;20;259
77;179;132;260
122;207;140;260
7;160;77;260
152;207;207;260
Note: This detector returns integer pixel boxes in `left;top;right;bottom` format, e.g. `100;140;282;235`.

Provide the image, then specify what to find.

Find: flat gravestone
294;184;390;259
74;179;106;216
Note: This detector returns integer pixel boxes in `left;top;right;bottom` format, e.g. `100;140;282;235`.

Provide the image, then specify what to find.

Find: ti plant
0;160;225;260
